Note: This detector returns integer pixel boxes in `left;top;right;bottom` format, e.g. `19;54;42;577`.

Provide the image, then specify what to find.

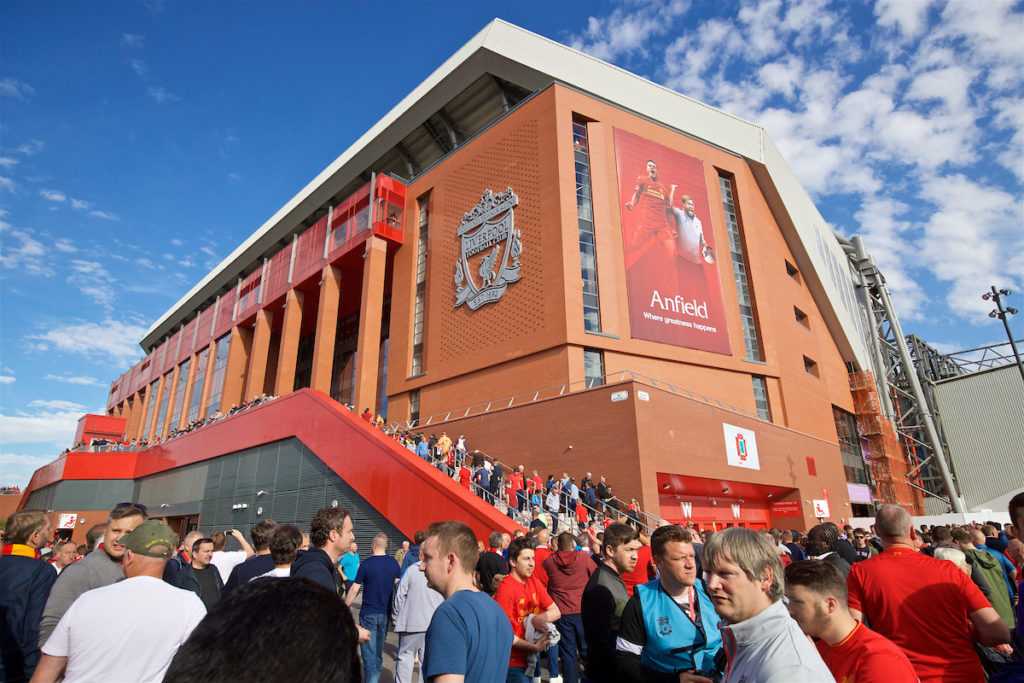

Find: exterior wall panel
933;365;1024;509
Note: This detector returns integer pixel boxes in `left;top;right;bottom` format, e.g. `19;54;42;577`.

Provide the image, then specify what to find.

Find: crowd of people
374;424;652;534
57;394;279;457
1;485;22;495
2;494;1022;682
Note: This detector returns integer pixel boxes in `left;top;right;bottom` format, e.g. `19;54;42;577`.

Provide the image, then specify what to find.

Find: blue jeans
359;612;388;683
556;613;585;683
506;667;530;683
546;640;560;678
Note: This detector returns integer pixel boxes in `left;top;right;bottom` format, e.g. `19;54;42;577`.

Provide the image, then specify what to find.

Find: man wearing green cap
31;520;207;683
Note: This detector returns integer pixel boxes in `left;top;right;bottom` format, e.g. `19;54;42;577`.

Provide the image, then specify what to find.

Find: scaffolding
836;234;966;513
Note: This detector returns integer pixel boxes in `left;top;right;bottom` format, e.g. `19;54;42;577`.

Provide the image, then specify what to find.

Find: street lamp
982;286;1024;383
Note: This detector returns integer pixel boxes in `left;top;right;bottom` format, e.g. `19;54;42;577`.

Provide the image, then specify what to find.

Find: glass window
719;175;763;361
152;371;173;439
574;118;602;333
205;333;231;417
409;389;420;426
168;358;191;432
187;347;210;423
804;356;820;378
751;375;772;421
584;348;605;388
141;380;159;441
411;195;429;375
834;406;870;486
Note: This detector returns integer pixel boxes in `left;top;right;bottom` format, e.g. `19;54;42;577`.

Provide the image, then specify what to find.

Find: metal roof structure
142;19;873;373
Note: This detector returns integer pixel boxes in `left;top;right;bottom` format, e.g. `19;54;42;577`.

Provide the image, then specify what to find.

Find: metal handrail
391;369;761;433
393;438;666;534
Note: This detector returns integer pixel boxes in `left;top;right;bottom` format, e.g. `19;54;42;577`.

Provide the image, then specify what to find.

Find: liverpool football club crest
454;187;523;310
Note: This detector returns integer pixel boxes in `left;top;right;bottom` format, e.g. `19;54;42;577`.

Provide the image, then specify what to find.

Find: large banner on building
614;129;731;355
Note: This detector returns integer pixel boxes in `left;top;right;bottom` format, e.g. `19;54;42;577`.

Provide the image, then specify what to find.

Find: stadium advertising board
614;129;731;355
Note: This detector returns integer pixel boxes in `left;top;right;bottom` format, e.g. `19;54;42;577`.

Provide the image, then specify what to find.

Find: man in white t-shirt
31;520;207;683
209;529;254;582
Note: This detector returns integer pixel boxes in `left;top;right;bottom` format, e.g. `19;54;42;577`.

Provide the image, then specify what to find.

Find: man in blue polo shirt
346;533;400;683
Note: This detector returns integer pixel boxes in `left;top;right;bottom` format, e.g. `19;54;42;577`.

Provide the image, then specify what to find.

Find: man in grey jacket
391;549;443;683
703;527;834;682
38;503;146;646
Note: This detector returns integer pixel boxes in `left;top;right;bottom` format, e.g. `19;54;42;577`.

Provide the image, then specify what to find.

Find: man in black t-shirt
173;537;223;611
474;531;509;595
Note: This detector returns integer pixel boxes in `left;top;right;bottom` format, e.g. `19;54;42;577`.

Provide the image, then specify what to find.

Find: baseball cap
122;520;175;558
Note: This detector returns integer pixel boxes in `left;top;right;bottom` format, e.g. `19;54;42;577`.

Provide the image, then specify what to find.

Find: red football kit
847;545;991;682
816;620;918;683
494;573;554;668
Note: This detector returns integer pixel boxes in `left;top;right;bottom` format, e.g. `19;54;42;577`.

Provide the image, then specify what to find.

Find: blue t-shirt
338;551;360;581
423;590;513;682
354;555;401;615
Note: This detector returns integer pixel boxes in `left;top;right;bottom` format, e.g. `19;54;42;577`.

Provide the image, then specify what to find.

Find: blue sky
2;0;1021;488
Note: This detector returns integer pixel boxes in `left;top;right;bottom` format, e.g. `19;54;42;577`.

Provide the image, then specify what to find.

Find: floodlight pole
984;286;1024;384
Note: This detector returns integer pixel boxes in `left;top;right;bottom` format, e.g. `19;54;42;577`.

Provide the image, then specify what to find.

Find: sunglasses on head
115;502;148;515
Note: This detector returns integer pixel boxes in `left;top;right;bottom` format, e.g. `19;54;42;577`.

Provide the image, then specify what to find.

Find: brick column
274;289;305;396
310;265;342;394
220;325;253;413
124;394;142;439
353;237;387;414
134;387;153;441
157;365;180;439
245;309;274;400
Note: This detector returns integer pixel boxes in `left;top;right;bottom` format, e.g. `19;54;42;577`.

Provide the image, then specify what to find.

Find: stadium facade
20;20;924;542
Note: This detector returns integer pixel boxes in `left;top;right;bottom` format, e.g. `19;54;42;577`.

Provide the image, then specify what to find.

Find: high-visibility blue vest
637;579;722;674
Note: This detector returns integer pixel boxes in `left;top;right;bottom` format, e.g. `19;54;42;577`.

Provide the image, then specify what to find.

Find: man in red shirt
847;505;1009;682
625;159;676;259
619;531;654;596
494;538;561;683
532;528;552;586
785;558;916;682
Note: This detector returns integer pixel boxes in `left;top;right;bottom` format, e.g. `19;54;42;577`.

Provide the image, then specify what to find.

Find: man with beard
785;559;916;682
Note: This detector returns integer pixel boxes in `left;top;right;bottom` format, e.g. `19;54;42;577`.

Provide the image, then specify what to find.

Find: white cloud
0;156;19;169
70;198;92;210
874;0;936;41
0;375;14;384
147;86;179;104
89;210;120;221
122;33;145;48
568;0;691;62
170;238;183;246
67;260;116;308
0;404;81;445
130;58;148;78
39;188;66;202
44;374;102;386
0;227;54;276
26;318;148;366
0;77;36;100
227;172;242;182
15;140;44;156
0;176;15;192
29;399;87;412
54;238;76;253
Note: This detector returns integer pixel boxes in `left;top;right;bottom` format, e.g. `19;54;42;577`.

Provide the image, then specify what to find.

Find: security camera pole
982;285;1024;384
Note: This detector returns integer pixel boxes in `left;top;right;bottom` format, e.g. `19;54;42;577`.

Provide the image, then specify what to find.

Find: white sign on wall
723;423;760;470
813;499;831;518
57;513;77;529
